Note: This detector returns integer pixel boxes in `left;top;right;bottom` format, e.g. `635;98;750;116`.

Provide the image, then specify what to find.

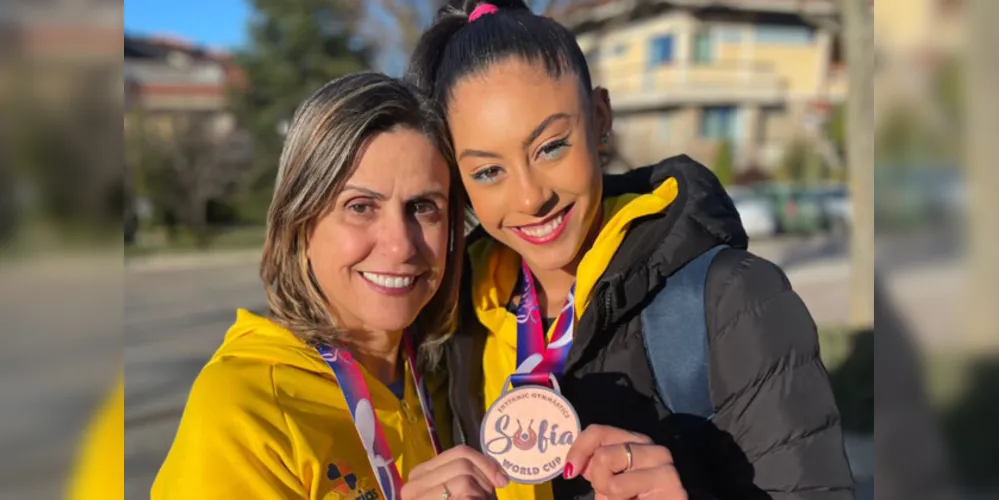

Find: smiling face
447;58;610;273
306;127;451;333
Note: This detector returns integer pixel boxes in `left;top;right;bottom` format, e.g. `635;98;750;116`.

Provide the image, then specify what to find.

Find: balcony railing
589;60;787;110
124;60;227;87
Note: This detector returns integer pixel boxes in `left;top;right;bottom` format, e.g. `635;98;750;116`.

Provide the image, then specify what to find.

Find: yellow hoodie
152;310;451;500
470;179;679;500
66;373;124;500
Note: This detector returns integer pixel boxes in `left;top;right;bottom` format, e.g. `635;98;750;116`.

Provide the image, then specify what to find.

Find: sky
125;0;251;50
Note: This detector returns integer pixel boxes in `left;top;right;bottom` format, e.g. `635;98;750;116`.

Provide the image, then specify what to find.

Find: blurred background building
124;34;242;133
563;0;846;176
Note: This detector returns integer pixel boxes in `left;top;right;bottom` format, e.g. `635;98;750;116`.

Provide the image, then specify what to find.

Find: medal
480;260;580;483
481;374;580;484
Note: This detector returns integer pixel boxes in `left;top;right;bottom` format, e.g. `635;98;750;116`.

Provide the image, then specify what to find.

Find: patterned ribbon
511;259;576;387
316;332;439;500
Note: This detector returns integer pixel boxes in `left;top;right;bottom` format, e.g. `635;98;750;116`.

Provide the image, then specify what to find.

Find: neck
532;205;604;318
343;329;405;387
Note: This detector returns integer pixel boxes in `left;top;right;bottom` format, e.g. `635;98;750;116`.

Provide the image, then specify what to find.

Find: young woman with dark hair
400;2;854;500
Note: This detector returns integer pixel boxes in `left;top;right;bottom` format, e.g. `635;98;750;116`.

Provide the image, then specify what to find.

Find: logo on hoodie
326;462;379;500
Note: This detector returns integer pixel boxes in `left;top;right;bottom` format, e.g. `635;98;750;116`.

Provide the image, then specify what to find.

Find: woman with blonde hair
152;72;508;499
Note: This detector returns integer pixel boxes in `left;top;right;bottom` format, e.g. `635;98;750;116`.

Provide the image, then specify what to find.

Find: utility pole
843;0;874;329
965;0;999;349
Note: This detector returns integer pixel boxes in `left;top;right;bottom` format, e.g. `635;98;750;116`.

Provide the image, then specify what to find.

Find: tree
843;0;875;329
778;138;813;183
360;0;584;74
6;68;122;239
714;140;734;186
132;113;253;247
231;0;370;193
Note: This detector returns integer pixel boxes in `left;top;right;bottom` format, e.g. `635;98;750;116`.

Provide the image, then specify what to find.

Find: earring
601;134;610;145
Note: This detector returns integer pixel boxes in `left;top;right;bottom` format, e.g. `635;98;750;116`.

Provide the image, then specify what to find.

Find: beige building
558;0;846;174
872;0;964;125
124;35;243;137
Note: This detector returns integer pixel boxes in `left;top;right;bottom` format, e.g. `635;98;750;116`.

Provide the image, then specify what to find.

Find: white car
729;189;778;239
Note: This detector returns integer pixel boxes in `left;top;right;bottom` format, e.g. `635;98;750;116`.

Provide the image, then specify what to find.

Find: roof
554;0;840;31
124;33;231;62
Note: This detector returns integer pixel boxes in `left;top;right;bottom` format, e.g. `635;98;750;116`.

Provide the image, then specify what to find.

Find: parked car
728;187;778;239
875;164;964;230
755;184;827;235
815;185;851;236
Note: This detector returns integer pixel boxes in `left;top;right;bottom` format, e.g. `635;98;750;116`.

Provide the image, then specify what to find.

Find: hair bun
454;0;532;14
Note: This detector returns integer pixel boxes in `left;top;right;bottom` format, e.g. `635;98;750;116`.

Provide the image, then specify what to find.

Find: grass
819;326;999;489
125;225;265;258
819;327;873;433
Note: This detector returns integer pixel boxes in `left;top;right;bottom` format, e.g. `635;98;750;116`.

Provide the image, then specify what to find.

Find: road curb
126;249;262;273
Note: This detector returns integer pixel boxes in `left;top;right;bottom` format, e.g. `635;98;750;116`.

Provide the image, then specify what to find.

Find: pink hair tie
468;3;499;22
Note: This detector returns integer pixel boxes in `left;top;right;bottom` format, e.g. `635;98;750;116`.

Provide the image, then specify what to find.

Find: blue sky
125;0;250;50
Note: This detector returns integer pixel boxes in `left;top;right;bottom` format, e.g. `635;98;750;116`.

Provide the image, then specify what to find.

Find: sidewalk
125;248;262;273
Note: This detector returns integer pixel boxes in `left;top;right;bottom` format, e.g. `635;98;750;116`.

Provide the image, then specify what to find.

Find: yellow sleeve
66;373;124;500
151;360;304;499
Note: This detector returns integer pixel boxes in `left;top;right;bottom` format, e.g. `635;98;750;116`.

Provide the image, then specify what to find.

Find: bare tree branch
360;0;436;71
359;0;588;71
136;113;253;246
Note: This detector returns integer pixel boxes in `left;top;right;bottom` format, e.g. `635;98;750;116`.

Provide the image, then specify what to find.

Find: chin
517;241;581;273
358;312;420;333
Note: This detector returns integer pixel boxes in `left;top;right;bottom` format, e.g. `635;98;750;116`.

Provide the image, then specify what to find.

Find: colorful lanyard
511;260;576;387
316;332;440;500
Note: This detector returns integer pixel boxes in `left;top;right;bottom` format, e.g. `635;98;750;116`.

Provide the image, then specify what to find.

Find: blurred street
116;233;955;499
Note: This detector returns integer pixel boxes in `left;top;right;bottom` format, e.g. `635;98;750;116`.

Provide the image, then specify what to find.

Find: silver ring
442;482;451;499
624;442;634;471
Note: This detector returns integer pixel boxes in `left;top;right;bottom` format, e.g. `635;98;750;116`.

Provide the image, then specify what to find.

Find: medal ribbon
511;259;576;387
316;331;440;500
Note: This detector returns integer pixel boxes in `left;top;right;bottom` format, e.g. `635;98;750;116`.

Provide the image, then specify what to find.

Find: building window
717;26;743;43
659;114;670;139
700;106;738;140
754;24;816;45
692;31;714;64
648;35;674;66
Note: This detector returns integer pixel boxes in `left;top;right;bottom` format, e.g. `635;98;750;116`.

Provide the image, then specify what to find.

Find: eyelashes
342;199;442;220
537;138;570;161
468;136;572;185
471;166;503;184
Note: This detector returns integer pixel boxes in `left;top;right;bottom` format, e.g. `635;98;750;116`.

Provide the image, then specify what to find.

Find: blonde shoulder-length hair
260;72;466;371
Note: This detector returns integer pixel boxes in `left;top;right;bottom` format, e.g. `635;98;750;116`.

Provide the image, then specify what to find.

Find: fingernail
563;462;575;479
495;471;509;487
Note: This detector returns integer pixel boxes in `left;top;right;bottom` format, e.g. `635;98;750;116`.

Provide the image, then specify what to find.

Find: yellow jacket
470;179;679;500
152;310;451;500
66;373;124;500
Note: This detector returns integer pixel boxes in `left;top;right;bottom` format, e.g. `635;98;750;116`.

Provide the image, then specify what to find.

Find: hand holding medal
563;425;688;500
400;445;509;500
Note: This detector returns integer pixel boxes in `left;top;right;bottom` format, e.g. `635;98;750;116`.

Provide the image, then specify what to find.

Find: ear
590;86;613;148
304;226;315;261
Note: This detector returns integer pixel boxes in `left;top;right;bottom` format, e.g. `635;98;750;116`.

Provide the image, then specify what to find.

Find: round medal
479;375;580;484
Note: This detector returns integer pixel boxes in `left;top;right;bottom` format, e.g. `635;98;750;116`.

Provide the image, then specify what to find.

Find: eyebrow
457;112;572;161
522;113;571;149
342;185;385;200
342;185;448;203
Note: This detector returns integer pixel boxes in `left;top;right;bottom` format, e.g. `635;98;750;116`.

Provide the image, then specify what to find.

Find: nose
515;168;553;216
379;208;418;262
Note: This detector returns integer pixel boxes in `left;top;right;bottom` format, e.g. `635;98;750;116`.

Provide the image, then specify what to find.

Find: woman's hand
564;424;687;500
401;445;509;500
